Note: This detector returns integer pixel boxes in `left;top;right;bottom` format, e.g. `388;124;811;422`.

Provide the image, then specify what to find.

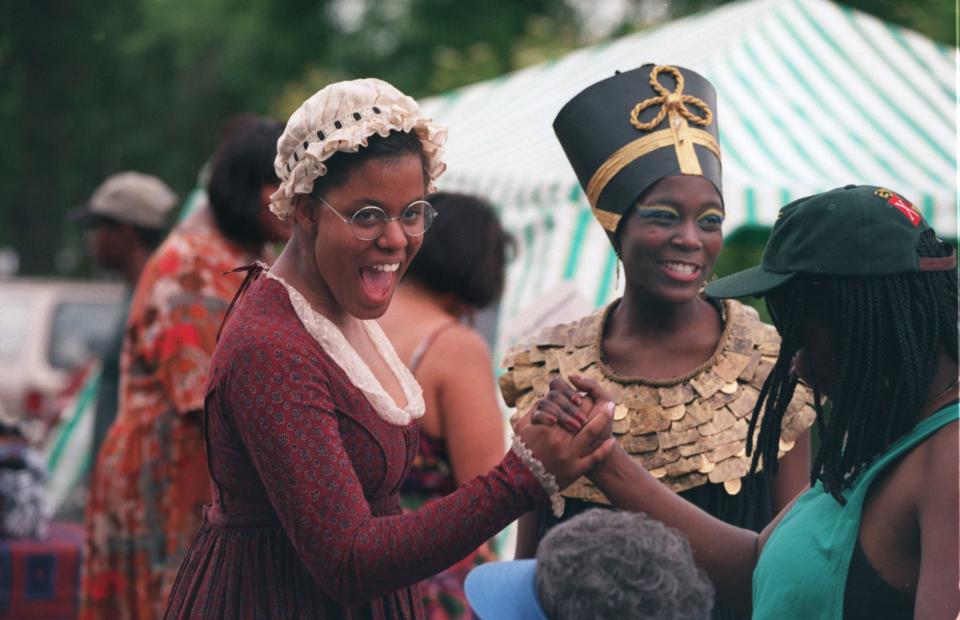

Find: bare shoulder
885;415;959;517
918;417;958;487
415;325;494;389
430;324;491;359
912;413;959;619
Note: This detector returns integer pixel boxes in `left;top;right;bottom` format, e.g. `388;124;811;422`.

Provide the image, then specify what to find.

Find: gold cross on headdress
584;65;721;228
629;65;713;175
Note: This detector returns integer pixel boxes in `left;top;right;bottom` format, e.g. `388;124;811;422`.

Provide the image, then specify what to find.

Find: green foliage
0;0;953;274
0;0;337;274
0;0;588;275
273;0;581;108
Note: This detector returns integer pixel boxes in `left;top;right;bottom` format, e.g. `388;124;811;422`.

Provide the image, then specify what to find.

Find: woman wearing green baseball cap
538;185;958;619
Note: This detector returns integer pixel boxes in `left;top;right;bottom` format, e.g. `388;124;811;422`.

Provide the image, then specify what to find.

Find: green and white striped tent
420;0;957;351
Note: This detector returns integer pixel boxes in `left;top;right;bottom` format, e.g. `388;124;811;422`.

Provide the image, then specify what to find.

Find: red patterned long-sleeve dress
163;272;549;619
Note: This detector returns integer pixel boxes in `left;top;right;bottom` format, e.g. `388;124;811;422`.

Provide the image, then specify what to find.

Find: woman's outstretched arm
223;342;613;609
590;444;776;615
514;510;544;559
559;374;793;616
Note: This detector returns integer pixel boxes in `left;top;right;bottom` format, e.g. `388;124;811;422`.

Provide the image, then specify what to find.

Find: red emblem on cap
876;188;921;226
888;195;921;227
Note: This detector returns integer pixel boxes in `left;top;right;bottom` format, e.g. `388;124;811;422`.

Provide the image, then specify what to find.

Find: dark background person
465;508;714;620
379;191;513;618
70;172;178;476
537;185;959;619
80;115;288;620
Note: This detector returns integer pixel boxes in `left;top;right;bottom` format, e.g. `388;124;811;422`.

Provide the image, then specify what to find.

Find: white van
0;279;124;439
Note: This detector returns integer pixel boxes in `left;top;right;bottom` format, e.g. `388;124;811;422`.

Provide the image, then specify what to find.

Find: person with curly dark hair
380;191;513;618
532;185;958;619
465;508;714;619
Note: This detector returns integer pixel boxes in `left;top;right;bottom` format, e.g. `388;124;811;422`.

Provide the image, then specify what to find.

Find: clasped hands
516;375;617;489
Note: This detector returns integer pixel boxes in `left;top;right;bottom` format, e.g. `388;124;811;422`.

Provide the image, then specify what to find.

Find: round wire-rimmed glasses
316;196;437;241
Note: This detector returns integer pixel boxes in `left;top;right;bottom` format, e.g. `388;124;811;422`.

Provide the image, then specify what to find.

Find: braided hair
746;230;958;503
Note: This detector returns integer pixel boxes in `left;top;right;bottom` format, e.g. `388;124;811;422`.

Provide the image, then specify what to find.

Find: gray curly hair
535;509;714;620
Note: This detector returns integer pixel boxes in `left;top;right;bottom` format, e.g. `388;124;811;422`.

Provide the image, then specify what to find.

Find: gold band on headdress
590;205;624;232
585;65;721;231
586;128;720;223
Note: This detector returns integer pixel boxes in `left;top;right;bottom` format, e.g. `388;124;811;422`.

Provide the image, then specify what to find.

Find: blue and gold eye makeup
697;208;725;230
635;204;680;224
635;204;724;231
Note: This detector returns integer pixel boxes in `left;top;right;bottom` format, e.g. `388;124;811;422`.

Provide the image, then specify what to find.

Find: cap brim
68;205;96;223
705;266;798;299
465;560;548;620
68;206;122;226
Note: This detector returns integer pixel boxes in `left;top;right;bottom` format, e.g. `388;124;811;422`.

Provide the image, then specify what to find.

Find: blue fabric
25;554;55;600
465;560;548;620
0;545;10;614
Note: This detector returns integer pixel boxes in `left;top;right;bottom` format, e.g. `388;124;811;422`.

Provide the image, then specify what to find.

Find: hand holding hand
530;377;590;431
517;375;616;488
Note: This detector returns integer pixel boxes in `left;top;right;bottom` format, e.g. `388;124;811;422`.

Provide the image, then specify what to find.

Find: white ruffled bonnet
270;78;447;220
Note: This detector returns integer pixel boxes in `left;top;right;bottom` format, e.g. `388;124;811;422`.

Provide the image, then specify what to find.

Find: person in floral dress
381;192;513;619
80;116;290;620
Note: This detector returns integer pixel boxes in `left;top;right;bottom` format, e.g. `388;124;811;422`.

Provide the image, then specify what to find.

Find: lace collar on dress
265;270;425;427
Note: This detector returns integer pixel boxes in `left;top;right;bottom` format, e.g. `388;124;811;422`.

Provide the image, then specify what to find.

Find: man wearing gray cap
71;171;177;471
72;172;177;284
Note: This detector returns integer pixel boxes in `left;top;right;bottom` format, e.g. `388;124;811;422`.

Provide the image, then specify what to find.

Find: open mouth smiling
660;260;702;277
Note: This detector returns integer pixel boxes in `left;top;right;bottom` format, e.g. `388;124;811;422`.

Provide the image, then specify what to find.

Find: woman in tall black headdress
499;64;815;614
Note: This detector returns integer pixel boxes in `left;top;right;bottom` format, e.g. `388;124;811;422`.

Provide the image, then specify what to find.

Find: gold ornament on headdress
586;65;722;231
629;65;713;133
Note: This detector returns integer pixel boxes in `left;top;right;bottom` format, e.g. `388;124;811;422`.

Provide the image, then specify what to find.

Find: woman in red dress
163;78;613;619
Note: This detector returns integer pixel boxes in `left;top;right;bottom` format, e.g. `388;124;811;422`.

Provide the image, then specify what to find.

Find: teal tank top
752;403;958;619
